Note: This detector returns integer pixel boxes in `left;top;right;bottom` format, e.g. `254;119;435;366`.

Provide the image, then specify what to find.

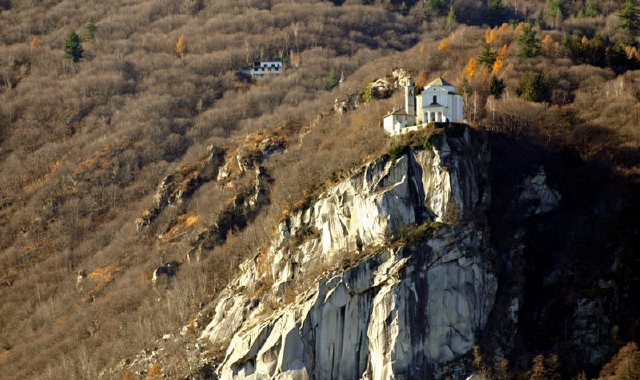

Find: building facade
241;61;283;77
384;76;464;135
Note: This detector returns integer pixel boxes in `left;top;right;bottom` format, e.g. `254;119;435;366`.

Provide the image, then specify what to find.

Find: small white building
383;109;412;134
383;76;464;135
241;61;283;77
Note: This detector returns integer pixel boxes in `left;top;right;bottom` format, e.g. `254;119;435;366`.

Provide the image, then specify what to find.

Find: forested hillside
0;0;639;378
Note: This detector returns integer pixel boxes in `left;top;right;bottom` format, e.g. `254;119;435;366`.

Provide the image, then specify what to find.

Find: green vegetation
486;0;507;26
518;22;540;58
362;79;374;103
326;68;340;91
400;2;408;16
424;129;444;149
518;71;551;103
388;143;410;161
445;6;457;33
397;221;445;245
618;0;640;32
289;224;320;248
477;43;497;68
545;0;569;26
85;18;96;42
63;30;83;62
578;0;602;18
488;76;505;98
425;0;448;17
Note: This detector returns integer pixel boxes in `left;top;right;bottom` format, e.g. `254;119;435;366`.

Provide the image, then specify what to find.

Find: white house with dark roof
383;76;464;135
383;109;412;134
241;61;283;77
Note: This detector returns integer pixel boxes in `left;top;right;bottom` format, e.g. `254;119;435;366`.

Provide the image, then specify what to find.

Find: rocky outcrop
136;130;284;261
200;126;498;379
191;167;271;253
333;69;410;114
135;146;226;231
518;165;561;216
210;231;495;380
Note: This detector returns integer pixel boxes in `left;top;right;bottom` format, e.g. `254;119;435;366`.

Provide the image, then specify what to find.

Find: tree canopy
518;22;540;58
63;30;83;62
618;0;640;32
477;43;497;67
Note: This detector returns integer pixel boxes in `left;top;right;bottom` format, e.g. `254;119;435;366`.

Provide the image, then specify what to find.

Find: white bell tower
405;77;415;118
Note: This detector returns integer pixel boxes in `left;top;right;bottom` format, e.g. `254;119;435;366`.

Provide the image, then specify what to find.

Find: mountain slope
1;0;640;378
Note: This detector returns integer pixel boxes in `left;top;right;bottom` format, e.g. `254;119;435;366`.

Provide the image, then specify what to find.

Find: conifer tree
400;1;408;16
85;18;96;42
326;68;339;91
488;76;505;98
445;6;457;32
425;0;448;17
459;78;472;97
63;30;84;62
362;79;373;103
487;0;506;26
546;0;569;27
618;0;640;32
518;22;540;58
477;43;497;68
518;71;550;103
585;0;602;17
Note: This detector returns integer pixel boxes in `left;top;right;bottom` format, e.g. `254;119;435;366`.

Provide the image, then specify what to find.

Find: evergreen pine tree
477;43;497;68
546;0;569;27
518;22;540;58
326;68;339;91
445;6;457;32
618;0;640;32
585;0;602;17
488;76;505;98
458;78;472;97
362;79;373;103
425;0;448;18
487;0;505;26
518;71;550;103
85;18;96;42
63;30;84;63
400;1;408;16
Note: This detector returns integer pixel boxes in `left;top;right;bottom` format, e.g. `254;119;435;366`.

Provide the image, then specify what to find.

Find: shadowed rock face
199;127;507;379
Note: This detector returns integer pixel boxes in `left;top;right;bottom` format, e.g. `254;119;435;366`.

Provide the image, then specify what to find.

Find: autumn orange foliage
485;27;496;44
148;363;162;380
30;36;40;50
463;58;478;79
438;38;451;52
175;34;187;58
492;44;508;75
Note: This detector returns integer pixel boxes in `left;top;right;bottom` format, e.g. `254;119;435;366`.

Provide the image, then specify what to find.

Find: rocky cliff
199;126;513;379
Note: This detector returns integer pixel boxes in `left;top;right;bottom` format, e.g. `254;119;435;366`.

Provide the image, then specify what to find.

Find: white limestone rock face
519;165;561;216
200;128;496;379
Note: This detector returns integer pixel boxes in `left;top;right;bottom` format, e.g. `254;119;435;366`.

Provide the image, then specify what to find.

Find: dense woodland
0;0;639;378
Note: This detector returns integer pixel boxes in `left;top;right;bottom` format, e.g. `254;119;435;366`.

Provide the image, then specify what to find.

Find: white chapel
383;76;464;135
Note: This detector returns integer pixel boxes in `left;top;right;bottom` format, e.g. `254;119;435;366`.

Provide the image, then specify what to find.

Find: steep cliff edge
199;126;504;379
155;124;640;379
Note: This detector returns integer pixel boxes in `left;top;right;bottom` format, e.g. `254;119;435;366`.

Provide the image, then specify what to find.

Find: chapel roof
384;108;409;117
425;77;454;88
